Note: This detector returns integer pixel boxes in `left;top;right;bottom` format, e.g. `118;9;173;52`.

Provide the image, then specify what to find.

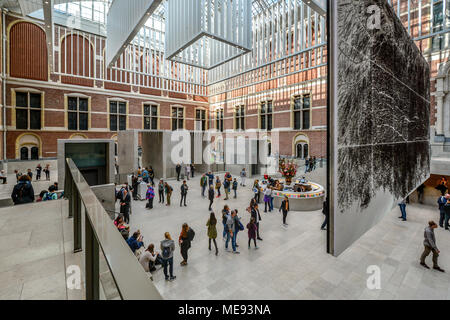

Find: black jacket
181;184;188;195
11;181;35;205
251;207;261;222
208;188;215;201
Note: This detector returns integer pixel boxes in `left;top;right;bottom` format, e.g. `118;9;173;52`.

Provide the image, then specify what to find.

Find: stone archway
15;133;42;160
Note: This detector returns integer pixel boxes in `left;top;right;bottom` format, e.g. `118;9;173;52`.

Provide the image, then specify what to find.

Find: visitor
443;198;450;231
436;177;448;196
36;190;47;202
206;212;218;255
158;179;165;203
145;184;155;209
11;175;35;205
223;176;230;200
304;158;309;173
321;198;329;230
207;171;214;186
137;166;142;177
44;164;50;180
176;164;181;181
264;185;272;212
142;167;149;183
247;217;258;249
0;170;6;184
417;183;425;204
179;223;195;266
35;164;42;181
253;180;260;203
420;221;445;272
180;180;189;207
398;198;407;221
148;166;155;185
208;185;215;211
190;163;195;178
126;231;144;255
222;205;230;240
437;194;449;228
27;169;33;181
225;210;239;254
215;176;222;197
185;164;190;180
43;185;58;201
160;232;176;281
251;204;263;241
232;178;238;199
139;244;163;273
131;174;139;200
279;195;290;227
165;182;173;206
200;174;207;197
240;168;247;186
234;209;244;245
114;215;130;240
119;187;131;224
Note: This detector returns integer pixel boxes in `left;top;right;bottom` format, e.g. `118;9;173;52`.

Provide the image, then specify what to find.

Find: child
146;184;155;209
247;217;258;249
232;178;238;198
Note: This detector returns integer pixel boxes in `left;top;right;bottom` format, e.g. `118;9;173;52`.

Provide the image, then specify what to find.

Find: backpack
44;192;55;201
161;242;171;258
188;228;195;241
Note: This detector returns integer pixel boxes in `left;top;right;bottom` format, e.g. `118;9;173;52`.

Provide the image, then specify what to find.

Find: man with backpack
44;185;58;201
11;175;35;205
160;232;176;281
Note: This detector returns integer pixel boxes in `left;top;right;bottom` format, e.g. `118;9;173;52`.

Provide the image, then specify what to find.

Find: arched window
31;147;39;160
293;134;310;159
296;143;302;159
20;147;29;160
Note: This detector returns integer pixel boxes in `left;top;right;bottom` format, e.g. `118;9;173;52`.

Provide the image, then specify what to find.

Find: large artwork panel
329;0;430;256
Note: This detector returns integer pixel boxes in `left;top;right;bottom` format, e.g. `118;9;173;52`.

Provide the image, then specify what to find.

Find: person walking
44;164;50;180
207;171;214;186
398;198;407;221
263;186;272;212
240;168;247;187
185;164;191;180
176;164;181;181
437;194;449;228
160;232;176;281
36;164;42;181
206;212;218;255
253;180;260;203
158;180;165;203
208;185;215;211
247;217;259;249
222;205;230;240
251;204;263;241
180;180;188;207
11;175;35;205
321;198;329;230
190;164;195;178
165;182;172;206
232;178;238;198
215;176;222;197
179;223;195;266
225;210;239;254
279;195;290;227
145;184;155;209
200;174;207;197
420;221;445;272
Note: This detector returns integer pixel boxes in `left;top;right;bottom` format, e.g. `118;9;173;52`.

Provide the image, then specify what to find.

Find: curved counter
272;180;325;211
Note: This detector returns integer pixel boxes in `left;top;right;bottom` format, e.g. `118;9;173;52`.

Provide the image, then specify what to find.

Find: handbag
238;221;244;231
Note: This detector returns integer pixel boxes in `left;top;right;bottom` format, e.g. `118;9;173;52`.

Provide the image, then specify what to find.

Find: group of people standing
304;157;317;173
175;163;195;181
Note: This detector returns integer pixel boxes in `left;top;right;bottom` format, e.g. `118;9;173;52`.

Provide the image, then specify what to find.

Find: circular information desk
271;179;325;211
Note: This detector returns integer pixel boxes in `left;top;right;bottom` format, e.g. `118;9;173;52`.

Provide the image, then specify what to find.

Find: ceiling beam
304;0;326;16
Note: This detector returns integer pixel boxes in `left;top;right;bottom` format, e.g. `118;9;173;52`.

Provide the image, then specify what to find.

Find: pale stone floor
124;168;450;300
1;166;450;300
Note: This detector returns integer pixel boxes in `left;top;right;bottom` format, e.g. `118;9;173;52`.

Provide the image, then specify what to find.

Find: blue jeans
225;231;237;251
269;196;274;211
162;257;174;278
201;185;206;197
399;203;406;220
233;189;237;198
222;222;227;238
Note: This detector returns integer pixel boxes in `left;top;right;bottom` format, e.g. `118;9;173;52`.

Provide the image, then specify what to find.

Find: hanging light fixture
165;0;252;70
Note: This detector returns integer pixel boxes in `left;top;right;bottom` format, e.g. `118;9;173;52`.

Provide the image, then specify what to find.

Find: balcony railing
64;158;162;300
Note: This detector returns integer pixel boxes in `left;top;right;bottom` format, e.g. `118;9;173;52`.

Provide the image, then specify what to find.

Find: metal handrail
65;158;162;300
